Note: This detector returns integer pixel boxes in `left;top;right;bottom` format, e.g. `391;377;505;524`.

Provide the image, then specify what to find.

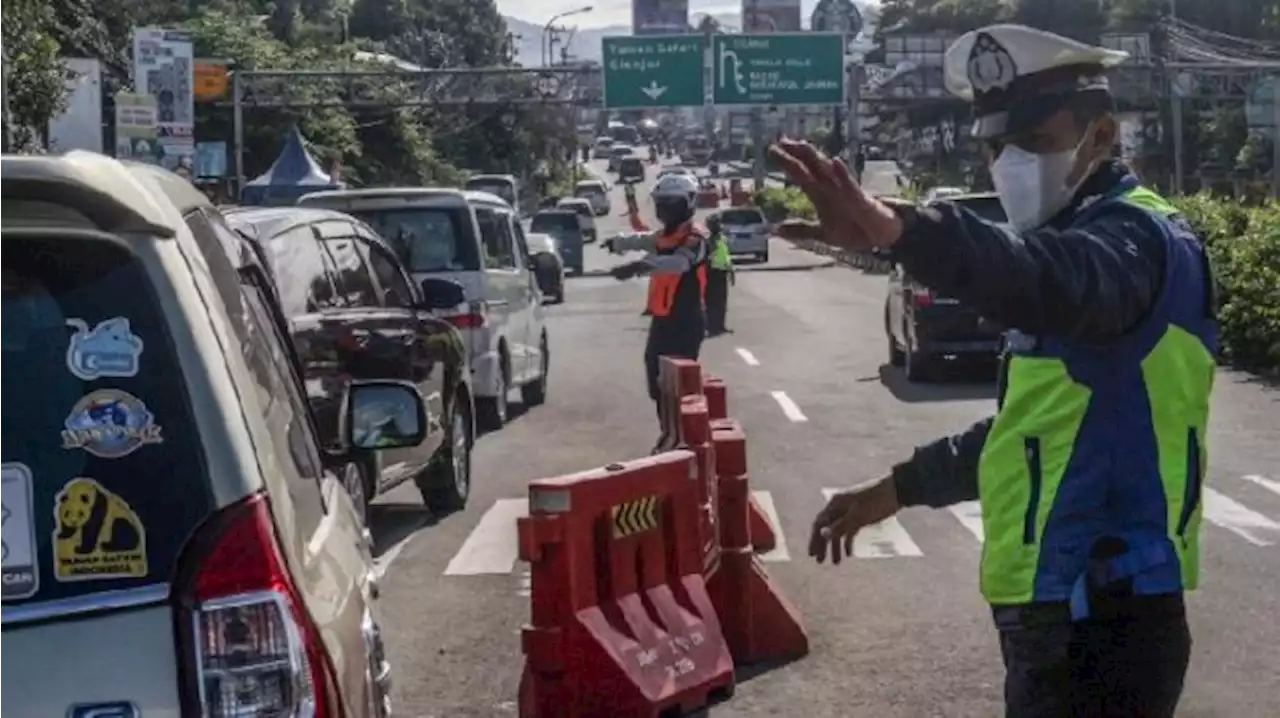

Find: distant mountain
503;13;740;67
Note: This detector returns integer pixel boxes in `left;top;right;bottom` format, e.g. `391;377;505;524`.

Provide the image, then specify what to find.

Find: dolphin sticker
65;317;144;381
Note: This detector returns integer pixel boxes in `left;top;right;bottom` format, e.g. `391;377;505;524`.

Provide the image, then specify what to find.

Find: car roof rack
2;152;176;237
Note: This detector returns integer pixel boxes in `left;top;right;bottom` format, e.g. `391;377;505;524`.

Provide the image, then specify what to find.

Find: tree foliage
4;0;576;192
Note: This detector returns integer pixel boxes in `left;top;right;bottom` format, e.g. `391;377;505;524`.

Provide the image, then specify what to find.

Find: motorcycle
648;147;658;164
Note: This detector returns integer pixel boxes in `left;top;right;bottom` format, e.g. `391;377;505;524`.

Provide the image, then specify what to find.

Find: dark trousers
644;317;704;409
706;269;730;334
996;595;1191;718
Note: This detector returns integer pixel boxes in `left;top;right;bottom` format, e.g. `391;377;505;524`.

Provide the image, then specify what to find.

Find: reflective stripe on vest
647;225;708;317
710;235;733;270
975;185;1217;608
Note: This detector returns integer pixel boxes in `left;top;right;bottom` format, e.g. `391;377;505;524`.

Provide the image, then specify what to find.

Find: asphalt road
368;155;1280;717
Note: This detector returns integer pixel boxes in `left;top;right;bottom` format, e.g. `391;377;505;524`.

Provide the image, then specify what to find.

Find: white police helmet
651;173;698;202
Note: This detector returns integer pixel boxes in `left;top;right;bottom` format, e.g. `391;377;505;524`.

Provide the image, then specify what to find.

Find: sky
497;0;877;28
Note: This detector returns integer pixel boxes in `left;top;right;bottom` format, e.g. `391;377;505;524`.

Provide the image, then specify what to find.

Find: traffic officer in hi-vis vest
704;213;735;336
771;24;1218;717
610;172;710;421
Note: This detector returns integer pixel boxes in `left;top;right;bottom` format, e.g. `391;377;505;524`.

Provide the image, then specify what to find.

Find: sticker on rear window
2;463;40;600
68;702;140;718
53;477;148;582
65;317;145;380
62;389;164;459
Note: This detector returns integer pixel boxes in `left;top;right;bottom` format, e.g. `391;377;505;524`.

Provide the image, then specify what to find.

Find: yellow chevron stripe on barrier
611;495;660;539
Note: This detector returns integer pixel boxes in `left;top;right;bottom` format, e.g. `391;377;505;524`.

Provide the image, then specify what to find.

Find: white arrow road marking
1243;474;1280;498
822;488;923;558
751;490;790;562
640;81;668;100
1202;488;1280;547
444;499;528;575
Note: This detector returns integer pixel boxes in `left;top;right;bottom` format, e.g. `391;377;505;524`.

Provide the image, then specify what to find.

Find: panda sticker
52;478;147;582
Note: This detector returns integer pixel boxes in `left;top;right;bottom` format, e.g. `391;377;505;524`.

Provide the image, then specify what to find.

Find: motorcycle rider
609;173;709;425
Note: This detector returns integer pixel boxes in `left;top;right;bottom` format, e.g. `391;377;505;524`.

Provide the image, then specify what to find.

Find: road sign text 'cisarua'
712;33;846;107
602;35;706;109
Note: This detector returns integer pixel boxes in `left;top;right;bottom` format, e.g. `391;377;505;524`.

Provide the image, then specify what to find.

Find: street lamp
543;6;592;66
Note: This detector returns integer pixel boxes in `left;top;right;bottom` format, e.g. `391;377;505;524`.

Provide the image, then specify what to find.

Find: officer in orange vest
610;173;709;418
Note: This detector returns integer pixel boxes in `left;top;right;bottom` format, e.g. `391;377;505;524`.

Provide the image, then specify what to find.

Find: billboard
743;0;802;33
132;27;195;170
634;0;689;35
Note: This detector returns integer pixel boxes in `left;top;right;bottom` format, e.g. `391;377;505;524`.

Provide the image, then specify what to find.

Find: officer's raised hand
768;139;903;251
809;477;900;565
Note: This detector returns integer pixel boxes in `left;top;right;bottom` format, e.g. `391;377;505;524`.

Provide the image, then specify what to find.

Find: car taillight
446;301;487;329
912;286;933;307
176;493;335;718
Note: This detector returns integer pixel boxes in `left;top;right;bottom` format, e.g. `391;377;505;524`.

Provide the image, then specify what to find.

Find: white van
465;174;528;217
299;188;549;430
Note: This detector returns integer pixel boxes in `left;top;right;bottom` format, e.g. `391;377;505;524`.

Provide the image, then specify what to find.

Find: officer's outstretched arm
641;235;707;276
890;417;991;508
892;202;1166;344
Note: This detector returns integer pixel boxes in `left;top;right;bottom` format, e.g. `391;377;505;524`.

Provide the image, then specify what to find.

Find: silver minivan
2;152;415;716
300;188;549;431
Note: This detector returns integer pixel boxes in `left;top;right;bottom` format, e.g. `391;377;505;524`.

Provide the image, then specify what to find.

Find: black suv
223;207;475;518
884;193;1008;381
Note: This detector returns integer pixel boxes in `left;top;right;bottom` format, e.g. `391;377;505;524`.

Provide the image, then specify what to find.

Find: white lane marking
735;347;760;366
1202;488;1280;547
770;391;808;422
444;499;528;575
948;501;985;542
822;488;922;558
751;490;791;562
1243;474;1280;498
516;569;531;598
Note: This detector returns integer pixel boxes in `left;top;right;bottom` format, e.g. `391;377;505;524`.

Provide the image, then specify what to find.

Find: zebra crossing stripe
948;501;985;542
1243;474;1280;498
822;488;923;558
1202;487;1280;547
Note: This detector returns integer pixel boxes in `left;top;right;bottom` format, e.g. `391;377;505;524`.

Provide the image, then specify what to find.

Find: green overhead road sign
713;33;846;106
602;35;706;109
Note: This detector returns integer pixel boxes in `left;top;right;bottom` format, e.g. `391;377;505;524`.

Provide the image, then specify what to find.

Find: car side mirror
418;277;466;310
344;380;428;450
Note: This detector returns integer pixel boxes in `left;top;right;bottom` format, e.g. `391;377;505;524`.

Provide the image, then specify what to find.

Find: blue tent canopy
239;126;342;206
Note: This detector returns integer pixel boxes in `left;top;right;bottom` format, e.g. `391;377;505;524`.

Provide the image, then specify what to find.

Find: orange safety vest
646;223;708;318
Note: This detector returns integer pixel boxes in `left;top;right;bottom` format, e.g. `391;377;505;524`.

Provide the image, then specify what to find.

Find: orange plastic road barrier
679;393;720;577
517;452;735;717
655;357;704;454
730;190;750;206
702;375;778;555
707;421;809;665
696;189;721;209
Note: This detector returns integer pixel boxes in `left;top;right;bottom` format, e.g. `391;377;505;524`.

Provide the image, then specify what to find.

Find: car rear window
530;212;581;234
1;235;212;607
953;196;1008;224
575;184;604;197
349;207;481;272
720;209;764;225
559;201;592;217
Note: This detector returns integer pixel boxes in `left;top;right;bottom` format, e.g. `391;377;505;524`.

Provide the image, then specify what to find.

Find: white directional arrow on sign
640;80;668;101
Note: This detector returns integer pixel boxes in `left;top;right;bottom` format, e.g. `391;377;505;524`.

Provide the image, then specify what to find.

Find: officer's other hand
768;139;904;251
610;262;640;281
809;477;900;565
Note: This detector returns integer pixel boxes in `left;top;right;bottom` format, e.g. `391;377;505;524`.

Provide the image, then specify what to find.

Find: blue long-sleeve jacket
888;162;1172;508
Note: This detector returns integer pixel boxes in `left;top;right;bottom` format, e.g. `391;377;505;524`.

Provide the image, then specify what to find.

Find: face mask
990;127;1097;231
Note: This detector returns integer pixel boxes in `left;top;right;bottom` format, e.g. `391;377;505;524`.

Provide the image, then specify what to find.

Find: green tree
3;0;67;150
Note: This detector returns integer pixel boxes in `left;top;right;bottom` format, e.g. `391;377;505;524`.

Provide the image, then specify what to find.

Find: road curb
783;239;894;275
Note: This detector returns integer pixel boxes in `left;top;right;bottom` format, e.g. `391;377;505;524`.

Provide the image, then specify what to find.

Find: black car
618;157;646;184
530;210;585;275
885;192;1008;381
223;207;475;518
